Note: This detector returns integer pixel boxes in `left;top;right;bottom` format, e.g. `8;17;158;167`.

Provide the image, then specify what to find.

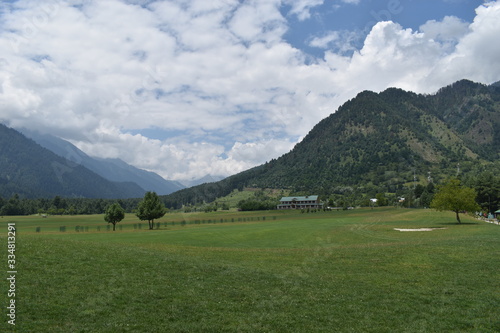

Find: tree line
0;170;498;217
0;195;141;216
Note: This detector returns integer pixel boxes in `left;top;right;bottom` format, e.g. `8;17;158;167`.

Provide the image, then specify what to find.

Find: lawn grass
1;208;499;332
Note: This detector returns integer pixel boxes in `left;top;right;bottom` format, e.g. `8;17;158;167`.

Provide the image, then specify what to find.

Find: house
277;195;323;210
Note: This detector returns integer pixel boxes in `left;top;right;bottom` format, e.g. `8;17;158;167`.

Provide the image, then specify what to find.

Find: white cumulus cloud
0;0;499;182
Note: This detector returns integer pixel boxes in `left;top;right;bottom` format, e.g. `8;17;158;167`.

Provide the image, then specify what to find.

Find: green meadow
1;208;499;332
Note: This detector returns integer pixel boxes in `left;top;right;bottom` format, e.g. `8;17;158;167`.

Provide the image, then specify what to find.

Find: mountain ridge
177;174;226;188
18;129;185;195
2;79;498;203
161;79;500;208
0;124;145;199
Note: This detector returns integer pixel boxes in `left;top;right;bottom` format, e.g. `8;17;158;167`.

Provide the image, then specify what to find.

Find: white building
277;195;323;210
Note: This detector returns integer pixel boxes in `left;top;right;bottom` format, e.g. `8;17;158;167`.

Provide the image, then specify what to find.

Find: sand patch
394;228;447;232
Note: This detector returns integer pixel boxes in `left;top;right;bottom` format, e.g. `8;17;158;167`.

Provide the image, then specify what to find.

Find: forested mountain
19;129;185;195
162;79;500;208
0;124;145;199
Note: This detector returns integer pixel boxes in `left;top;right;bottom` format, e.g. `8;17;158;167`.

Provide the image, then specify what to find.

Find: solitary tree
136;191;167;229
430;178;480;224
104;202;125;231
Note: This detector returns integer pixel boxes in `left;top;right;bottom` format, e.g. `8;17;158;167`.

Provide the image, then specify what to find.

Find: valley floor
1;208;499;332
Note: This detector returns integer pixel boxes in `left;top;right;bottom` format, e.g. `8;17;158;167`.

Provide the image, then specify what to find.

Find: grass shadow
436;222;479;225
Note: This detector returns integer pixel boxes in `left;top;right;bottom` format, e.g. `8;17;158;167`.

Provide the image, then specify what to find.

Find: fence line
33;215;280;233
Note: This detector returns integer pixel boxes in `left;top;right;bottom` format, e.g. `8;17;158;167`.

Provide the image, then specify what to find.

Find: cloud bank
0;0;499;181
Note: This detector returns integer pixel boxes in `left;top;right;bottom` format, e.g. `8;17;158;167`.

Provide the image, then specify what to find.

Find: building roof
280;195;319;202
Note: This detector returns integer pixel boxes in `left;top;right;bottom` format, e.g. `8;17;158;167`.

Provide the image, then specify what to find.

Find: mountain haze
177;174;226;188
19;129;185;195
162;79;500;208
0;124;145;199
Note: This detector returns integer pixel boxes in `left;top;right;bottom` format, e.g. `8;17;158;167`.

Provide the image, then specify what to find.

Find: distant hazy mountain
161;79;500;208
0;124;144;199
19;129;185;195
177;174;226;188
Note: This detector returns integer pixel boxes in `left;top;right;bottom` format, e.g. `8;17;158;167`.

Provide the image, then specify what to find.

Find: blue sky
283;0;484;57
0;0;498;181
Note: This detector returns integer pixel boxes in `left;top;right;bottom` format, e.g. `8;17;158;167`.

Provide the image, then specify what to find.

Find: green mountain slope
0;124;145;199
431;80;500;157
162;79;500;208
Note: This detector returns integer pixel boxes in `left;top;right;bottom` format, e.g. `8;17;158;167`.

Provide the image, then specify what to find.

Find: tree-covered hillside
162;79;500;208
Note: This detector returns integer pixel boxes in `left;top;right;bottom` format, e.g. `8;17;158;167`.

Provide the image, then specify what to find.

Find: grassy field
1;208;499;332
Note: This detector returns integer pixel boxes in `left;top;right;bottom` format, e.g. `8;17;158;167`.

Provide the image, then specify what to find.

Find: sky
0;0;499;182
